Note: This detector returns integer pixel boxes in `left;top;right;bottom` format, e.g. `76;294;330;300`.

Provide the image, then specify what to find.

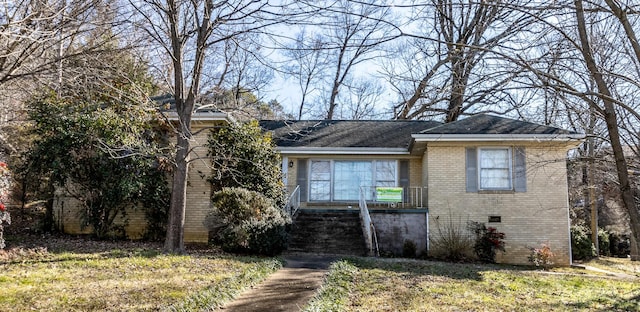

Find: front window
375;161;396;187
309;160;331;201
334;161;372;201
309;160;397;201
479;148;512;190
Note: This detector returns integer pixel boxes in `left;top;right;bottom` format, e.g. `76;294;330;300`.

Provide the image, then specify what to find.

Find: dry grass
0;237;281;311
581;256;640;277
306;258;639;312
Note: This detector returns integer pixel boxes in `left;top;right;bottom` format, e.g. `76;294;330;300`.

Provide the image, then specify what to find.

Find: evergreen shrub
571;225;596;260
207;187;290;256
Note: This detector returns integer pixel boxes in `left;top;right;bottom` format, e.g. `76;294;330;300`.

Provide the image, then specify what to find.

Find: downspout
424;144;429;253
426;211;429;253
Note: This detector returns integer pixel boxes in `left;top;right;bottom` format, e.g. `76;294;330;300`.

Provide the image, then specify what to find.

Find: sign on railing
376;187;403;202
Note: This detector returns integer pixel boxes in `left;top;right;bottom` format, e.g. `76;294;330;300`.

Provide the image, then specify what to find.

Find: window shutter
514;147;527;192
399;160;410;202
297;159;308;202
466;147;478;192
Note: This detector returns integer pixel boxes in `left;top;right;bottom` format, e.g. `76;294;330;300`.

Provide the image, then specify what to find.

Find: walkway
221;254;337;312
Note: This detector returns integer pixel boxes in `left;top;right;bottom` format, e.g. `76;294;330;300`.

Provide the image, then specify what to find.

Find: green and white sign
376;187;403;202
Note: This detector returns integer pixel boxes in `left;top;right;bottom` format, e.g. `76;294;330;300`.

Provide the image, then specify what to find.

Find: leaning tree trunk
575;0;640;260
327;50;345;120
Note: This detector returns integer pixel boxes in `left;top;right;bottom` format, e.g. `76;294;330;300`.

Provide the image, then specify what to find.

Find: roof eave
163;111;229;121
412;133;586;142
276;147;410;155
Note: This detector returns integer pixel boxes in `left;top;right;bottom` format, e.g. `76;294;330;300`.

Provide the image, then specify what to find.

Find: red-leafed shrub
469;221;505;263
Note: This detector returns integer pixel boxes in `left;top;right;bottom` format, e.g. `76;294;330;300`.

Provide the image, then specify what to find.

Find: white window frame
308;159;399;202
309;160;332;201
477;147;512;190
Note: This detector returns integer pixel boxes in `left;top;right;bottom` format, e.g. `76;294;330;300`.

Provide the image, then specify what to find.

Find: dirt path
221;254;338;312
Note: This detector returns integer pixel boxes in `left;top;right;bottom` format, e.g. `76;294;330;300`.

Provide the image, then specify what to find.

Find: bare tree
514;0;640;259
0;0;121;126
335;78;384;119
283;29;329;119
202;33;276;120
573;0;640;260
0;0;125;87
385;0;541;122
295;0;395;120
129;0;285;253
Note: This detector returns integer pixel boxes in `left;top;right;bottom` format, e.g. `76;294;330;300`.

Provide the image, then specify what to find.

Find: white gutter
191;113;229;121
163;111;229;122
412;133;586;142
276;147;410;155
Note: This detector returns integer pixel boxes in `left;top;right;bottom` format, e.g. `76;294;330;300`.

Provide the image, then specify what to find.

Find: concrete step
288;210;368;256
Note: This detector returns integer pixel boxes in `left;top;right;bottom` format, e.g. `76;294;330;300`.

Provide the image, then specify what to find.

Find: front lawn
0;237;281;311
305;258;639;312
581;256;640;277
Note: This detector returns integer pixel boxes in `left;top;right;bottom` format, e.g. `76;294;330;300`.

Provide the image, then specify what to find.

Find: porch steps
288;210;368;256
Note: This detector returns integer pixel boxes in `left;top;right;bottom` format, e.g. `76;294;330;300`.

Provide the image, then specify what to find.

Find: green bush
609;232;631;258
207;121;286;208
24;51;167;238
570;225;596;260
598;229;610;256
206;187;290;256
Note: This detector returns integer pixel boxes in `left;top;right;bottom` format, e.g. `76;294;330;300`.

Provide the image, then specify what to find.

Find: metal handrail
359;187;379;256
370;222;380;257
285;185;300;218
408;186;428;208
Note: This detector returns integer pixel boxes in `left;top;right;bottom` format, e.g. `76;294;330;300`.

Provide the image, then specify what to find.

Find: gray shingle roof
418;114;576;135
260;120;442;149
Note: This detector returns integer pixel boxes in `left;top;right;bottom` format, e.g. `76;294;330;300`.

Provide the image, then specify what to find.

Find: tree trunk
327;32;351;120
445;81;466;123
395;58;449;120
164;134;190;253
445;51;470;123
160;0;209;253
575;0;640;260
588;139;598;255
327;57;344;120
604;0;640;63
43;180;56;232
298;92;306;120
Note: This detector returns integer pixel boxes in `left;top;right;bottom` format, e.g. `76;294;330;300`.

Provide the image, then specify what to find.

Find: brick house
52;107;228;243
54;113;582;265
262;114;583;265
